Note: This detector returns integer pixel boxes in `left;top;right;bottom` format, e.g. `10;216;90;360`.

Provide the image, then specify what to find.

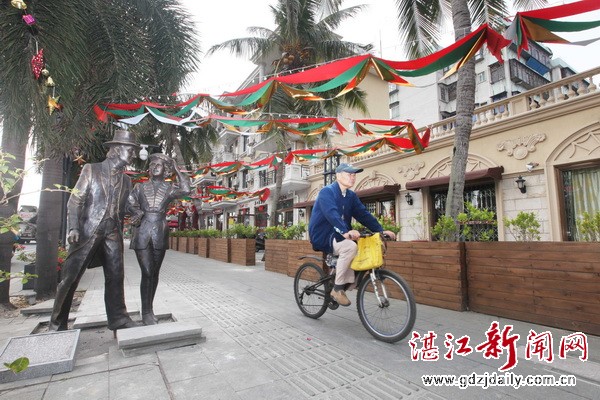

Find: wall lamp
515;175;527;194
139;144;161;161
139;144;149;160
405;192;414;205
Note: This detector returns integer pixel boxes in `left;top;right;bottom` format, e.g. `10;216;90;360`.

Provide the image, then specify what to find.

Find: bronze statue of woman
128;153;191;325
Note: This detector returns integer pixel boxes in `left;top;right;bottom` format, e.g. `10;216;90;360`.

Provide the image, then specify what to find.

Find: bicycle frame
294;234;417;342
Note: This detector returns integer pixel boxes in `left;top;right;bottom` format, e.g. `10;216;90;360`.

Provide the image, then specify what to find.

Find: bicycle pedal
328;301;339;310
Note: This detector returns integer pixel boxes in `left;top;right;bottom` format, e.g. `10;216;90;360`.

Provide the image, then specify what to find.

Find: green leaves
3;357;30;374
503;211;541;241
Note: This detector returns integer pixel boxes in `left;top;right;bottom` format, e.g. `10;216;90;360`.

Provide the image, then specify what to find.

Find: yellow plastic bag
350;233;384;271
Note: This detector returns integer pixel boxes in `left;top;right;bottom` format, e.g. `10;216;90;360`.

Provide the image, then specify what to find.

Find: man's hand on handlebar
382;230;396;241
343;229;361;241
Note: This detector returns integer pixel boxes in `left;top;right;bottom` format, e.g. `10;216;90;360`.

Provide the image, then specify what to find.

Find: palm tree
393;0;546;234
0;0;201;301
207;0;372;225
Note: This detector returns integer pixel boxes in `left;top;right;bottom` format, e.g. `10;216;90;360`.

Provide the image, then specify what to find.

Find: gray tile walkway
1;243;598;399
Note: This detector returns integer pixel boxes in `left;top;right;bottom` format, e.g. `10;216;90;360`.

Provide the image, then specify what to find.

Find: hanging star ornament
31;49;44;79
47;95;63;115
11;0;27;10
73;154;86;165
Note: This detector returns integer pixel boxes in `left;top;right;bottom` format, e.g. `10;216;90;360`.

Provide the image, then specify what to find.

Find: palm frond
394;0;444;59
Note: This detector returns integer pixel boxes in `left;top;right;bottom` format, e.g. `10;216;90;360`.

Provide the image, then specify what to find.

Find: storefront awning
405;166;504;190
355;184;400;200
294;200;315;209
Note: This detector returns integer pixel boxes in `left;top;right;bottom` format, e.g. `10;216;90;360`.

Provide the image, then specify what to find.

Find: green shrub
264;225;284;239
352;217;400;235
281;222;307;240
432;203;497;242
576;211;600;241
431;215;458;242
228;223;258;239
377;216;401;235
503;211;541;241
458;202;496;242
264;223;307;240
205;228;222;238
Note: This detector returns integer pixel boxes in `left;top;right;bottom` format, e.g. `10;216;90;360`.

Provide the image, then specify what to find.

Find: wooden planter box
265;239;289;275
385;241;467;312
264;240;322;276
230;238;255;266
287;240;322;277
185;237;195;254
209;238;230;263
177;237;188;252
196;237;209;258
465;242;600;336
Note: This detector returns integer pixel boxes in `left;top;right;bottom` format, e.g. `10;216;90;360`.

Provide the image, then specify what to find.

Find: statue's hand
130;212;143;226
68;229;80;244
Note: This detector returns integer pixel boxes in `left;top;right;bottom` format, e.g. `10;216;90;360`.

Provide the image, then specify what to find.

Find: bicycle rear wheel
294;262;329;319
356;269;416;343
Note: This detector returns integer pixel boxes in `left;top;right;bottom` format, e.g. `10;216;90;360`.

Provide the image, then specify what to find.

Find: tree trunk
268;131;288;227
34;154;64;299
445;0;476;239
269;165;285;226
0;126;29;304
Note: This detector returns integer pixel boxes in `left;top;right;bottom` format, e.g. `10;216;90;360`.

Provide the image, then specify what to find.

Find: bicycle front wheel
294;262;329;319
356;269;416;343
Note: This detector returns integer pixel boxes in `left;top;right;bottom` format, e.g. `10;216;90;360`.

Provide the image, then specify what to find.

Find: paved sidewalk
1;245;598;399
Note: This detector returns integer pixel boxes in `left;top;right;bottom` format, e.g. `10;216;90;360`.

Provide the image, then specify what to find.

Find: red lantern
31;49;44;79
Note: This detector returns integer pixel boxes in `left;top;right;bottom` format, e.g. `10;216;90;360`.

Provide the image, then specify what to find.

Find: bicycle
293;233;416;343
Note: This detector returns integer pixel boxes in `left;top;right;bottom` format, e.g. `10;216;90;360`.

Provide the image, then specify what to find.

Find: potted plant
503;211;541;241
576;211;600;241
431;215;459;242
457;203;496;242
228;224;258;266
208;228;229;263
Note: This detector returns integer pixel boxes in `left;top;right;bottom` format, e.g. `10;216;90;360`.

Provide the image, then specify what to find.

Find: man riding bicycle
308;163;397;307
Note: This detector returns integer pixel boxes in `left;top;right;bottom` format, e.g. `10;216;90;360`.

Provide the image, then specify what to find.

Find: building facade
196;57;600;242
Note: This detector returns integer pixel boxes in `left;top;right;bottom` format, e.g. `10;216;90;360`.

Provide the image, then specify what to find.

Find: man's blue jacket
308;181;383;253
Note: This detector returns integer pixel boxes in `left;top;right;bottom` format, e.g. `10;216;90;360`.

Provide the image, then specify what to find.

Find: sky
16;0;600;207
182;0;600;96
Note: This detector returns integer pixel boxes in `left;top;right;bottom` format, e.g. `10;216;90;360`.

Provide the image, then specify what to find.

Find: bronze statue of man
50;130;140;332
128;153;190;325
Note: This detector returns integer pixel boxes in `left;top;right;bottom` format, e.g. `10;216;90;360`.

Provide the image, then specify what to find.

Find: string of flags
14;0;600;119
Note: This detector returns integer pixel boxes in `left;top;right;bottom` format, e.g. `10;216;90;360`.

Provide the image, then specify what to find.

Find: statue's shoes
111;319;141;331
142;313;158;325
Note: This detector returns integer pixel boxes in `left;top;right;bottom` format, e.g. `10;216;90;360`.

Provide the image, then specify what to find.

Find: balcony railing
256;164;310;189
429;66;599;141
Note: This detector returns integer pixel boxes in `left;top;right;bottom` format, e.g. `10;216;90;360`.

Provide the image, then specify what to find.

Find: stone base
0;330;80;383
117;322;203;356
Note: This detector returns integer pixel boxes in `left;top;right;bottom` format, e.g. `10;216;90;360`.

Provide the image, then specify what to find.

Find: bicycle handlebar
359;232;392;241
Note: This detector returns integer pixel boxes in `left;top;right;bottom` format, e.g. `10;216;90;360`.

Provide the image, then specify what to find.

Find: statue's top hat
103;129;140;148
